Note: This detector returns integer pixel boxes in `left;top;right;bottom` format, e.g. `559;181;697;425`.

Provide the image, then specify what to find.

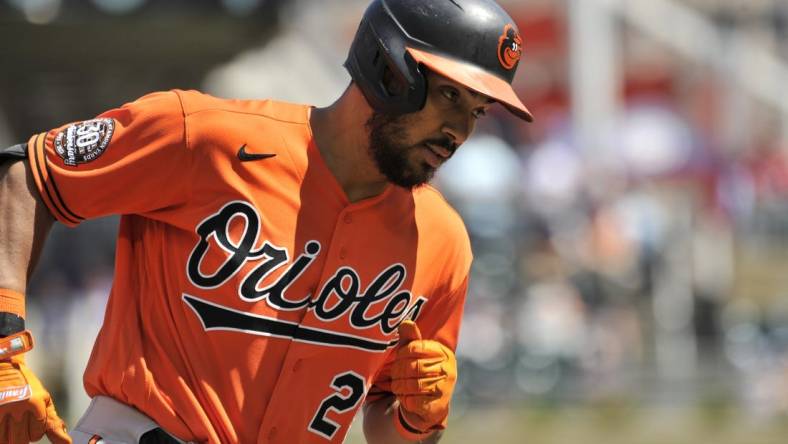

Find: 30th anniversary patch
54;118;115;166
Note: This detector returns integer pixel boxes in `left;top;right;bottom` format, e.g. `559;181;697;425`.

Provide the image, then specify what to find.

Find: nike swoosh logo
237;144;276;162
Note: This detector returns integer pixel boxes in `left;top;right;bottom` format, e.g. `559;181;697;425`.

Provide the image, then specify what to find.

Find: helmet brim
407;47;533;122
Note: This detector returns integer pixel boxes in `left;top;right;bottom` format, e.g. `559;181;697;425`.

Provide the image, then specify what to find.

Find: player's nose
441;117;472;147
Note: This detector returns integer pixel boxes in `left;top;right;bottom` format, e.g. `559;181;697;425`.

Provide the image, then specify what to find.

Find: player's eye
472;108;488;119
440;87;460;103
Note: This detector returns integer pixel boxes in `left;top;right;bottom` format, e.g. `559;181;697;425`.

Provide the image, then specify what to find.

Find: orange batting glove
0;331;71;444
390;321;457;439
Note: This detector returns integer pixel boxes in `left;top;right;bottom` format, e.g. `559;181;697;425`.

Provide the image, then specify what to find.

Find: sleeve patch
54;118;115;166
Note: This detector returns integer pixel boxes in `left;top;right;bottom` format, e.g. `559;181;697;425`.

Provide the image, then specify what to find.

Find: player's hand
391;321;457;434
0;334;71;444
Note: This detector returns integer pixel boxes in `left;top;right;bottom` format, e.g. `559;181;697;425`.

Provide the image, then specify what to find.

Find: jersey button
339;248;347;259
269;426;278;440
293;359;302;372
343;214;352;224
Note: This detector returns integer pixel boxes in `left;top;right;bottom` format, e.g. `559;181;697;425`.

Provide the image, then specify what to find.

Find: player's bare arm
0;157;53;293
0;155;70;443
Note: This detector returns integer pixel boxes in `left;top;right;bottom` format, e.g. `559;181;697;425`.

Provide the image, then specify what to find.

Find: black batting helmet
344;0;532;122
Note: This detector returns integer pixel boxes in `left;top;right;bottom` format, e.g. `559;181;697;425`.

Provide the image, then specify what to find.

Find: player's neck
310;86;389;203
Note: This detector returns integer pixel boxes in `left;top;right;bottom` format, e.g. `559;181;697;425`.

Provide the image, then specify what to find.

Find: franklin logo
497;24;522;70
54;118;114;166
0;385;30;404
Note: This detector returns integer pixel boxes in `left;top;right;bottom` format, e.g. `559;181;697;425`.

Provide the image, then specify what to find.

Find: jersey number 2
308;371;366;440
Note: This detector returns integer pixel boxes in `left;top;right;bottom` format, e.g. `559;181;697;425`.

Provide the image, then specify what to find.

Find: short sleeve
26;90;191;226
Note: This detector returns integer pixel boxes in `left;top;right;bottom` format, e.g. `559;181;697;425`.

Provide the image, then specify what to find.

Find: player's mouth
421;143;451;168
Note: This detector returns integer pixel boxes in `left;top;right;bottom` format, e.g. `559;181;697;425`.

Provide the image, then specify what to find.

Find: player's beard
366;111;455;189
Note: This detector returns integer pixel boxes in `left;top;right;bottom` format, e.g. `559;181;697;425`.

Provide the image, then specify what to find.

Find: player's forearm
363;396;443;444
0;157;53;293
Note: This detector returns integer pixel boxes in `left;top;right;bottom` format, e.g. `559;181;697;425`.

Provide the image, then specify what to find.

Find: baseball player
0;0;531;442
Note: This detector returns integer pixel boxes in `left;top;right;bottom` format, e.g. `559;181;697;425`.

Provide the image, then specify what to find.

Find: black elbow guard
0;143;27;164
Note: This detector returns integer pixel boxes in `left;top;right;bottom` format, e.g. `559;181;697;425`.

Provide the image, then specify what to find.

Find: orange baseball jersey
25;90;472;443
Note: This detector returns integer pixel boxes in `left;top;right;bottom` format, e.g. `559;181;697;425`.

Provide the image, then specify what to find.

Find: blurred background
2;0;788;443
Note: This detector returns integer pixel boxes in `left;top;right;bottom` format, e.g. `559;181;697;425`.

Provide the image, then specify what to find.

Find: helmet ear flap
382;58;426;104
382;65;404;97
400;50;428;110
373;47;428;114
345;13;428;115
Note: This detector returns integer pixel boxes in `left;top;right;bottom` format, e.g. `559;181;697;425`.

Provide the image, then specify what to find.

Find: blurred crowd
441;94;788;418
2;0;788;429
438;0;788;422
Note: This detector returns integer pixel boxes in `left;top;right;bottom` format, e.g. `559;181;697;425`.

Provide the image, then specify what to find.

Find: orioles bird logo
497;24;522;70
